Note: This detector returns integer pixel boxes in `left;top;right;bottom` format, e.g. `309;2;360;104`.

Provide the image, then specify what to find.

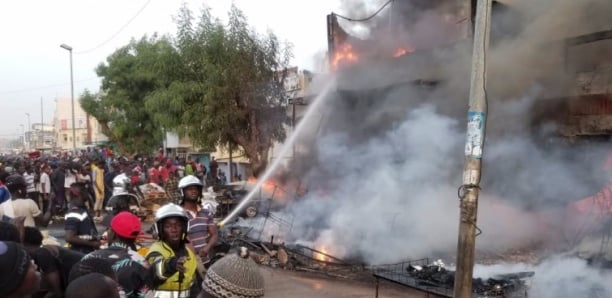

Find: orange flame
393;46;415;58
315;246;329;262
247;177;288;202
332;44;358;70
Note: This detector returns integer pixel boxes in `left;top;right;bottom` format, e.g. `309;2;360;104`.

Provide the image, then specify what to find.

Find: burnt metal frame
371;258;454;298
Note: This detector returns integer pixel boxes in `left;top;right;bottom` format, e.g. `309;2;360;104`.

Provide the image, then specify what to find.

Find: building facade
27;123;54;150
53;97;107;150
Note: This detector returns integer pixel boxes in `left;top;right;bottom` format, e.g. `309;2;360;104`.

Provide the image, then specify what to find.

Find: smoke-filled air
236;0;612;296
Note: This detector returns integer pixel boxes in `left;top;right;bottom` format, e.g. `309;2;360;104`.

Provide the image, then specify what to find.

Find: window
63;134;67;142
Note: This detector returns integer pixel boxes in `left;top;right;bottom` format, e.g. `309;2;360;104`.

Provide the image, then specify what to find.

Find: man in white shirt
39;165;52;212
64;165;77;195
19;166;38;206
0;175;52;227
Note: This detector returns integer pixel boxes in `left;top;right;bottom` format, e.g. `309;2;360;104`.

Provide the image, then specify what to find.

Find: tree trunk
98;121;130;156
238;141;269;178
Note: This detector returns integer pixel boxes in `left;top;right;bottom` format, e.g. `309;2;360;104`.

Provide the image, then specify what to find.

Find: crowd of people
0;148;264;298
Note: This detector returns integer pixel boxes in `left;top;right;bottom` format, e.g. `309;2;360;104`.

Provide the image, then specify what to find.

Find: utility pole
25;113;31;150
453;0;492;297
40;97;44;148
60;44;76;152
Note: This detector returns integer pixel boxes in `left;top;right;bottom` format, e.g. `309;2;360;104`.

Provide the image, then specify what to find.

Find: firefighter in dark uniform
64;182;100;254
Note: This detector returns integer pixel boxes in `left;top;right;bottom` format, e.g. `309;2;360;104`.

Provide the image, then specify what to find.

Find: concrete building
268;67;321;170
53;97;107;150
164;67;318;179
27;123;54;150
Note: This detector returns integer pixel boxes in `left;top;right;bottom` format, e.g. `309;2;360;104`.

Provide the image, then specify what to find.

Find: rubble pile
138;183;171;222
217;224;536;297
219;226;369;280
405;262;533;298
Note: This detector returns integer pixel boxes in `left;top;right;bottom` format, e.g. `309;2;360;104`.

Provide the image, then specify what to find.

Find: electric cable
333;0;394;22
75;0;153;54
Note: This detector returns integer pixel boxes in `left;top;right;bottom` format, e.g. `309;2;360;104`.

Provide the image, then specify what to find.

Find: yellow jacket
145;241;197;294
92;164;104;199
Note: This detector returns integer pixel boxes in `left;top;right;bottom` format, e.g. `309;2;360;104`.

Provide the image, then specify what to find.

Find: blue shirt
0;185;10;205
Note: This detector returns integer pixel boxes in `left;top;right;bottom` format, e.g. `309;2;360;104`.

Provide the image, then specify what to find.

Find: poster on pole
465;111;485;158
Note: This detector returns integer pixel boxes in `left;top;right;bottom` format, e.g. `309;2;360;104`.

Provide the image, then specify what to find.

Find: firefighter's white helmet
112;173;131;196
178;175;203;197
153;203;189;240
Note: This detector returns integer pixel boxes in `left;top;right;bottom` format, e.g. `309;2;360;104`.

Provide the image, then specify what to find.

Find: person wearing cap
146;203;197;298
84;211;151;298
0;240;42;298
198;247;264;298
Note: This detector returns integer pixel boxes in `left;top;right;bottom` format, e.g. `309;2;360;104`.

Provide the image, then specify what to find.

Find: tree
146;4;293;176
80;35;180;156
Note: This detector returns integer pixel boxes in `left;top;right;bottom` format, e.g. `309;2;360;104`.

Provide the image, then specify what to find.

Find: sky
0;0;343;140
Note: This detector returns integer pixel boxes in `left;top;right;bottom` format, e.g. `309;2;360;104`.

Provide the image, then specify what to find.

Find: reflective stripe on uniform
152;289;191;298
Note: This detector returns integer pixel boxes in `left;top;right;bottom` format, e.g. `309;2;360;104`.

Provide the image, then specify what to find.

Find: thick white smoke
473;256;612;298
274;0;611;263
227;3;612;297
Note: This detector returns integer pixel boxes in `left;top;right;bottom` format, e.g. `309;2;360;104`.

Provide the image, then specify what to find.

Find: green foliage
83;4;292;173
80;35;180;155
147;4;293;175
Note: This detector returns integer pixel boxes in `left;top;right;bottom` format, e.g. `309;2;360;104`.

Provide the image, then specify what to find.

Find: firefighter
102;173;140;228
178;175;219;296
178;175;218;263
145;203;197;298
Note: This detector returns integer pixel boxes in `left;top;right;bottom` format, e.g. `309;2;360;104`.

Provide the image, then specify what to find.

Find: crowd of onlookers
0;147;264;298
0;147;232;218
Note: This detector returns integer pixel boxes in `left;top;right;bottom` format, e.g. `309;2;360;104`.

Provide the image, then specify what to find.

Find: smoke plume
275;0;612;262
473;256;612;298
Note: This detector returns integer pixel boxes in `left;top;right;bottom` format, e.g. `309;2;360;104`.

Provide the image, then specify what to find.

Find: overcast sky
0;0;343;140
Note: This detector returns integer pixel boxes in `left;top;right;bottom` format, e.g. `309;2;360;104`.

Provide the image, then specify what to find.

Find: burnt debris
407;262;533;297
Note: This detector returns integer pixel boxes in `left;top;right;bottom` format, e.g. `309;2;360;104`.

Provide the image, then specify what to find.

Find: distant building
164;67;318;178
53;97;107;150
28;123;54;150
268;67;321;169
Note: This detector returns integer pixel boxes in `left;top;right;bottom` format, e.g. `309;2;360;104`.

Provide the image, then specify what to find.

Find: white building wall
53;97;107;150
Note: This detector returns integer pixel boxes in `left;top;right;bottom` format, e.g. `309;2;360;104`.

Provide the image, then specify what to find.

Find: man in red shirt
148;161;161;185
160;159;172;184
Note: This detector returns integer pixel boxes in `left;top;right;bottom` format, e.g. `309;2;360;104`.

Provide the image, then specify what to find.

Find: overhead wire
333;0;394;22
75;0;153;54
0;1;153;96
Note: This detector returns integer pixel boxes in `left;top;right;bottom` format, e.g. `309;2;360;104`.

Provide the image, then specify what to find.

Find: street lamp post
25;113;31;150
60;43;76;152
19;124;25;149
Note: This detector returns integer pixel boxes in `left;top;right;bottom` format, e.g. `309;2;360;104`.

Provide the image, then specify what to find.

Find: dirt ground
260;266;445;298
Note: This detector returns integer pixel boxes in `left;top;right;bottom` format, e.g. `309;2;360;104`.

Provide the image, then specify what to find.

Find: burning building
223;1;612;297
